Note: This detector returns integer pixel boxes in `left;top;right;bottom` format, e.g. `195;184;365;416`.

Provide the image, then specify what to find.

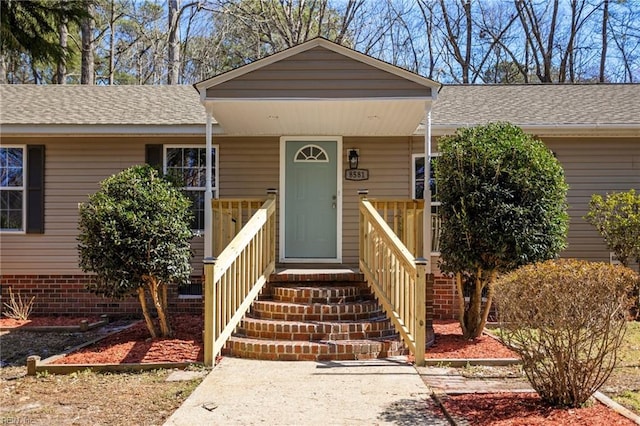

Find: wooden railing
369;199;441;256
203;191;277;366
359;193;426;366
212;198;266;256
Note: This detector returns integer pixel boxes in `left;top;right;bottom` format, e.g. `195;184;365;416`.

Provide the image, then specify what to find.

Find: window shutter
145;144;163;171
26;145;45;234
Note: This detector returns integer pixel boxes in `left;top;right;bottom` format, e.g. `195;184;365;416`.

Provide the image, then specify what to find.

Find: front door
283;139;339;261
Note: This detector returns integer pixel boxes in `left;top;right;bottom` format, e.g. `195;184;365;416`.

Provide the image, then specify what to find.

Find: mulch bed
52;315;203;364
442;393;636;425
428;320;518;359
0;316;104;329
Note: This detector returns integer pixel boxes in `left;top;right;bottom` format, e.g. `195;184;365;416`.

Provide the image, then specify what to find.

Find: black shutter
26;145;45;234
145;144;163;171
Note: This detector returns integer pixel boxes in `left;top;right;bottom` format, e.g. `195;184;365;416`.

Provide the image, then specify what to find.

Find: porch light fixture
348;149;359;169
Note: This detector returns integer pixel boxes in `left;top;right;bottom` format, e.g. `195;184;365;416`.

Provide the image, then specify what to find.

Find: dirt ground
1;317;638;425
0;319;207;426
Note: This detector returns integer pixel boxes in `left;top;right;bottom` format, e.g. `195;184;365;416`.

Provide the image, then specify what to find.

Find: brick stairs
223;272;408;361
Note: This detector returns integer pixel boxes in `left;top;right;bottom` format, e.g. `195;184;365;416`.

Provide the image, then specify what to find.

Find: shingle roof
1;83;639;129
0;84;206;125
433;84;640;127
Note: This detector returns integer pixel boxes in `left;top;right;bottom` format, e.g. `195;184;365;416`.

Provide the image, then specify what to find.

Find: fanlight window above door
294;144;329;162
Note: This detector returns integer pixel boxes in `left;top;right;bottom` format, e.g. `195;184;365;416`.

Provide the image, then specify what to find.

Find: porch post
205;107;213;258
424;101;435;348
424;101;432;263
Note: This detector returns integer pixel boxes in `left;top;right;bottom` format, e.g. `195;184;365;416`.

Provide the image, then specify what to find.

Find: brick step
238;317;396;340
251;300;383;321
271;285;365;304
224;336;408;361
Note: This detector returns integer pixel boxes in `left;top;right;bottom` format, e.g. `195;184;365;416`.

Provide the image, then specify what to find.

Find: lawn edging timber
26;355;202;375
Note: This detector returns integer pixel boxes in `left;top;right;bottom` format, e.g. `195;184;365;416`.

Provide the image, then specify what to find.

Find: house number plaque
345;169;369;181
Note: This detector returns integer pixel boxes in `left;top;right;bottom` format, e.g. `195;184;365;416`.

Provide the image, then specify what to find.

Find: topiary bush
78;165;193;338
494;259;637;407
435;121;568;339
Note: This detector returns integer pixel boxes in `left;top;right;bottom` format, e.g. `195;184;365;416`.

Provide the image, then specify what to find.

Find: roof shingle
1;83;638;128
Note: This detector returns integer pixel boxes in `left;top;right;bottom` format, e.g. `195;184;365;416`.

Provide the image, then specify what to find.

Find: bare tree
167;0;180;84
81;0;96;84
56;16;69;84
600;0;609;82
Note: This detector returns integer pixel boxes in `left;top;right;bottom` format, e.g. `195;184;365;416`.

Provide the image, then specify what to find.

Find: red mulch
443;393;636;425
0;316;103;329
428;320;518;359
52;315;203;364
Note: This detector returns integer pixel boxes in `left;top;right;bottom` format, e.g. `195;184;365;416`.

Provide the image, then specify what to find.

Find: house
1;39;639;346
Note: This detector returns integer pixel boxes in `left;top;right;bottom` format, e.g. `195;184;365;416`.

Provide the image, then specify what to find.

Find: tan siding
342;137;412;265
545;138;640;264
206;47;431;99
1;136;207;276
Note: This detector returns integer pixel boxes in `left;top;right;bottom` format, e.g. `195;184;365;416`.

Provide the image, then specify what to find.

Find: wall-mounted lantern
348;149;359;169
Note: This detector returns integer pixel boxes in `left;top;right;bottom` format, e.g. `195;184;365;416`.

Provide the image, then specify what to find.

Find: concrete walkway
164;357;450;426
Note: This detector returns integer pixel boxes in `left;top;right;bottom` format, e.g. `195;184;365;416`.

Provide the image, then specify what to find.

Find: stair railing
359;191;426;366
203;190;277;366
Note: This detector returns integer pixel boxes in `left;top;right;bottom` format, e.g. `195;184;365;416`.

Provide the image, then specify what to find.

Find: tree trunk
146;276;172;337
167;0;180;85
56;18;68;84
599;0;609;82
81;0;95;85
108;0;116;85
458;269;496;340
137;287;158;338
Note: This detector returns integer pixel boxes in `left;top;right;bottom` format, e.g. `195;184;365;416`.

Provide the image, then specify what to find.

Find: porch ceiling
205;98;428;136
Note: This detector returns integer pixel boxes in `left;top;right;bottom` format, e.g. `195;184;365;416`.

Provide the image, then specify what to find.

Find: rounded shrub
494;259;637;407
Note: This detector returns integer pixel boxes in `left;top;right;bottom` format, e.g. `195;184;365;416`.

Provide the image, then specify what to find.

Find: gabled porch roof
193;38;441;136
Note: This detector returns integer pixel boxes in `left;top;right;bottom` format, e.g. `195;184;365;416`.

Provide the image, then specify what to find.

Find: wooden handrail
203;192;277;366
359;195;426;366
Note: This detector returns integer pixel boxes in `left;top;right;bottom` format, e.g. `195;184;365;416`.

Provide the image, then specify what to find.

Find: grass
609;321;640;413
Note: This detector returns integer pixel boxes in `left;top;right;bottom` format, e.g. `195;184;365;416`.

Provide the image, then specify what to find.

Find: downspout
205;106;213;259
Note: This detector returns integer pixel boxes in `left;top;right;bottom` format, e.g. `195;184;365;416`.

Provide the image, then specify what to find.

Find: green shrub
495;259;637;407
435;122;568;339
77;165;193;338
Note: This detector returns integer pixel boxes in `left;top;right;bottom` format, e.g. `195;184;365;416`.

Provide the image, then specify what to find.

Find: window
413;154;441;253
294;144;329;162
163;145;218;231
0;146;25;232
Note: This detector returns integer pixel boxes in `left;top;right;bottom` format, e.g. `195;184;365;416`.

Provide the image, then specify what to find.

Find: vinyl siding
545;137;640;264
206;47;432;99
342;137;412;265
0;136;207;275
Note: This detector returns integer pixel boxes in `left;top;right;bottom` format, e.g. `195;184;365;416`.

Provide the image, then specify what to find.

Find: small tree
435;122;568;339
78;165;193;338
495;259;636;408
585;189;640;269
586;189;640;317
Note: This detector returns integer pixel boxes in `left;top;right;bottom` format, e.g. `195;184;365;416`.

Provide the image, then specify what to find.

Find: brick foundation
1;273;460;320
433;275;458;320
0;275;203;318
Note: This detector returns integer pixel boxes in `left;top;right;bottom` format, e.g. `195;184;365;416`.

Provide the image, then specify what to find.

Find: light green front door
285;141;337;259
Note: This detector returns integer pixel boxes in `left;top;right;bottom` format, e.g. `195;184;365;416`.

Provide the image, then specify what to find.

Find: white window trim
163;144;219;231
0;145;26;234
412;153;441;255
